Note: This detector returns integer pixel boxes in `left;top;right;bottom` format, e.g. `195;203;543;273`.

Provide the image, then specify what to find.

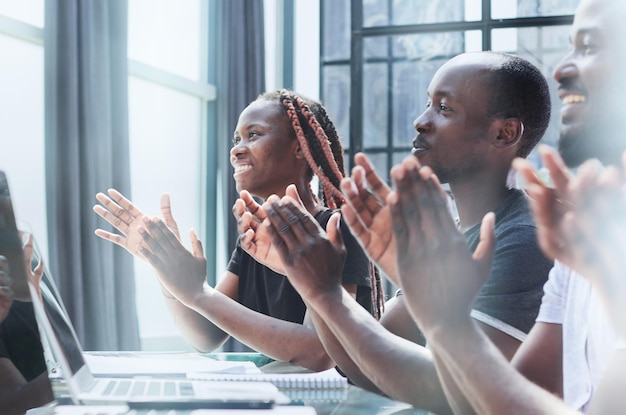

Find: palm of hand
364;204;397;280
242;222;286;275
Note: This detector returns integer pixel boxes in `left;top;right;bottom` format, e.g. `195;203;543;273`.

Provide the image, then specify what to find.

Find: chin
558;122;626;168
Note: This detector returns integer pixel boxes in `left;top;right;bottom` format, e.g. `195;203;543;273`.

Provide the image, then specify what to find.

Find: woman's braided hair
257;89;384;318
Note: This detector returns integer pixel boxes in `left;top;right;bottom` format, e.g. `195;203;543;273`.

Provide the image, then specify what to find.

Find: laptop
0;171;283;409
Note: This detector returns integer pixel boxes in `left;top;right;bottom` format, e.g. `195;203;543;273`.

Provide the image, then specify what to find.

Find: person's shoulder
493;189;535;233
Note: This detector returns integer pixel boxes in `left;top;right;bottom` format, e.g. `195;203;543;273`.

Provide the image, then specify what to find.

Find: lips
233;164;252;177
412;137;430;157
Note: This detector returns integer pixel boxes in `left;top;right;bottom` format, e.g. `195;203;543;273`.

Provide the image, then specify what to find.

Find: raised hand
93;189;149;257
93;189;182;258
234;188;285;274
389;156;496;331
137;217;208;306
340;153;398;283
513;145;577;264
263;196;346;302
0;255;13;322
528;150;626;334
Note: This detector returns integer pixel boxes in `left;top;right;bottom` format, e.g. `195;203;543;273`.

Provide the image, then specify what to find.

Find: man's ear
494;118;524;149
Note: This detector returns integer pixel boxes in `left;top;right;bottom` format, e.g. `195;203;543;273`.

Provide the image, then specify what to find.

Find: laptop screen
38;271;86;376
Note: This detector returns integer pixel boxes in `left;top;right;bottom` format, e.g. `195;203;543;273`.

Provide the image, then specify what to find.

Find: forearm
308;307;382;393
187;287;332;371
309;287;451;413
428;319;578;415
162;291;229;352
0;371;54;415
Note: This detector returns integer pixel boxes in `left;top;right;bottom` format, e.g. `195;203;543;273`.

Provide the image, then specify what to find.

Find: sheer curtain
218;0;265;352
44;0;139;350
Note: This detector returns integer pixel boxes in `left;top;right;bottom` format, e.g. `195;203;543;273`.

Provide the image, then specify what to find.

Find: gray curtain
217;0;265;352
44;0;140;351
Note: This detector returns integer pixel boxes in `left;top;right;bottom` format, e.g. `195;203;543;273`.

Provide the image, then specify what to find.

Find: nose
413;111;431;134
230;141;247;165
553;50;578;85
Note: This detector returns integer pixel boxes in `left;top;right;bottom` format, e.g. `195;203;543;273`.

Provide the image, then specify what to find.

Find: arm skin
0;361;53;415
94;189;333;371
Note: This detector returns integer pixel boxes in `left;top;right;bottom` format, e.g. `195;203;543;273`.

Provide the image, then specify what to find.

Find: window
127;0;216;350
321;0;575;180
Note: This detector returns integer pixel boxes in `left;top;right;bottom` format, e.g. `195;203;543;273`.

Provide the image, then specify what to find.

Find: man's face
555;0;626;167
411;56;497;184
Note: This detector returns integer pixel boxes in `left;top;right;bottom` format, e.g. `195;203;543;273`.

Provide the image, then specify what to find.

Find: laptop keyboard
100;380;195;398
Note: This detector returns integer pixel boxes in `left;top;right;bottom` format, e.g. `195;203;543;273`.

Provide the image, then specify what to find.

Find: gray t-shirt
464;189;553;340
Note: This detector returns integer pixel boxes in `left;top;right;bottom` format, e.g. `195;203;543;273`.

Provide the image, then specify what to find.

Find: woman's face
230;100;304;200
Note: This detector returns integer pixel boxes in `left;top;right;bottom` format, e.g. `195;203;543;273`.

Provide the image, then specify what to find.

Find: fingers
538;145;571;193
142;217;180;252
189;229;205;258
160;193;181;240
285;184;306;210
354;152;391;200
94;229;126;248
264;198;322;260
93;196;132;235
107;188;145;218
474;212;496;279
241;190;266;219
325;212;344;252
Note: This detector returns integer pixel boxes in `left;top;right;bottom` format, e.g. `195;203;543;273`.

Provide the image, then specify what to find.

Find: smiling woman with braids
93;89;381;371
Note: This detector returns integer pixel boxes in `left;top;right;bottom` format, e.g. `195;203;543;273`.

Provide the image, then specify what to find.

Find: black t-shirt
227;208;373;327
0;300;46;381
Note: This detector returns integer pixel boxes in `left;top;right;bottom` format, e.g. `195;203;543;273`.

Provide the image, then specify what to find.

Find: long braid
261;89;384;318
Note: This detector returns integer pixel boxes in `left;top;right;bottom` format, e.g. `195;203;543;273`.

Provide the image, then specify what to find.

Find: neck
261;181;322;216
449;167;513;232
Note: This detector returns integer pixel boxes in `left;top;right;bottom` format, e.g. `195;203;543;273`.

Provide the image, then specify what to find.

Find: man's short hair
486;54;551;158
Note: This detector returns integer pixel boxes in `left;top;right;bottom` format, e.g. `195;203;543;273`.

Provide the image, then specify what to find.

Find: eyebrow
570;27;602;43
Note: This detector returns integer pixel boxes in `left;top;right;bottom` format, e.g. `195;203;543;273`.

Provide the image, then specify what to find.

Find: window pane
393;0;472;25
364;0;389;27
322;65;351;148
0;34;46;257
128;77;202;340
363;152;388;183
321;0;350;61
492;0;578;19
392;31;466;60
392;59;444;148
128;0;201;80
491;25;571;153
0;0;44;27
363;63;388;148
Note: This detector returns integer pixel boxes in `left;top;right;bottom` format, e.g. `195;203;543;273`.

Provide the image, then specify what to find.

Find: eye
581;42;597;56
439;103;450;112
249;131;260;138
425;100;432;109
232;136;241;146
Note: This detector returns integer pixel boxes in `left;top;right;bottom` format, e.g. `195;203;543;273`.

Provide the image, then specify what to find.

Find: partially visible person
94;90;380;371
384;0;626;413
237;51;553;414
0;234;53;415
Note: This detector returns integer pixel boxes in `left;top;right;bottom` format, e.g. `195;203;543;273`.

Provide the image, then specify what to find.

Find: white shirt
536;261;619;413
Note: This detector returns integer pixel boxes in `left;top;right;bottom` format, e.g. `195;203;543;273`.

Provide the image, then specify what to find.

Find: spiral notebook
187;367;348;389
